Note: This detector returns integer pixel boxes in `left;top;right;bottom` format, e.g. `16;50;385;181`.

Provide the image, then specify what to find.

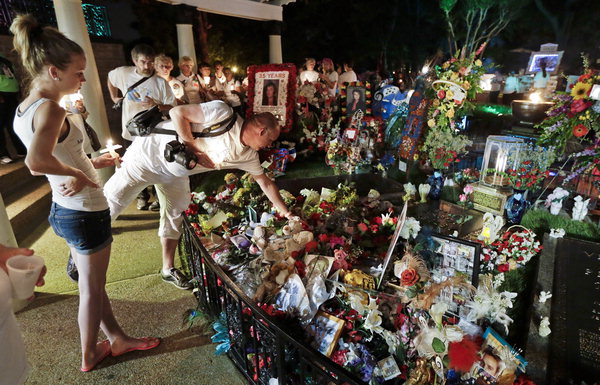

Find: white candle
102;139;122;168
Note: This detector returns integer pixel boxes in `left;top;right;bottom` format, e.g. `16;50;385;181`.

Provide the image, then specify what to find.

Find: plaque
470;183;510;216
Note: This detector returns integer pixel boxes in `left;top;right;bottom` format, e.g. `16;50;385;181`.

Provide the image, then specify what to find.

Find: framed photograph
304;255;334;281
470;327;527;384
310;311;345;357
427;233;481;317
526;51;563;75
246;63;297;132
339;81;372;121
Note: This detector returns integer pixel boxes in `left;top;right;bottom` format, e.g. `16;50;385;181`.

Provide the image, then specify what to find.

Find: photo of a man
346;87;366;117
262;80;279;106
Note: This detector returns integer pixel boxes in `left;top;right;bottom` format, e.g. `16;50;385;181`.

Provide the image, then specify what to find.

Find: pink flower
437;90;446;99
329;235;346;248
463;185;474;194
459;194;467;202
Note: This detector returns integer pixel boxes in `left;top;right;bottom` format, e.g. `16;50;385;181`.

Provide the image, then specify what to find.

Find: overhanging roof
156;0;295;21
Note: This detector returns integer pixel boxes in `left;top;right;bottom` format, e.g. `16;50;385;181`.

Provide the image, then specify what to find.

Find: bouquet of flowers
325;140;365;174
421;129;472;170
426;45;486;133
480;227;543;275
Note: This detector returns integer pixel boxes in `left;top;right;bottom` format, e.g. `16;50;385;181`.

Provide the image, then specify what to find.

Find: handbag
83;120;102;152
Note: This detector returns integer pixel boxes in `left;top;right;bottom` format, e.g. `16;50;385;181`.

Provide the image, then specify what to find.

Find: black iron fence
182;215;366;385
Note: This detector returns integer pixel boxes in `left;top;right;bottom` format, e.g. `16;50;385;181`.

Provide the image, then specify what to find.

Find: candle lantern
480;135;524;188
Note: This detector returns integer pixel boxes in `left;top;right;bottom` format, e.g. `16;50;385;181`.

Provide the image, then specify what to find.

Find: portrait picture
526;52;563;74
304;255;334;281
261;79;280;106
247;64;297;132
309;311;345;357
346;86;366;117
471;327;527;385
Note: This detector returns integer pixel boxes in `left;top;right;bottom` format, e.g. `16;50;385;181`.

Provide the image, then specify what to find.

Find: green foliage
440;0;458;13
521;209;600;242
432;337;446;353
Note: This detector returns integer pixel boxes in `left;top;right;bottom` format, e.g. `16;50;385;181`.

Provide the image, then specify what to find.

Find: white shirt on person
325;71;339;97
503;76;520;94
127;101;263;178
108;66;175;140
533;71;549;89
14;98;108;212
224;79;241;107
177;73;204;104
338;70;357;86
0;268;28;385
299;70;319;84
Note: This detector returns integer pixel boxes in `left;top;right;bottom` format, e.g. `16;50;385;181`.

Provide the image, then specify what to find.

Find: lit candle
101;139;122;168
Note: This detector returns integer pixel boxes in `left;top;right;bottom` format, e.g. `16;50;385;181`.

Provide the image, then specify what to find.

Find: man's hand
91;153;121;169
186;140;215;169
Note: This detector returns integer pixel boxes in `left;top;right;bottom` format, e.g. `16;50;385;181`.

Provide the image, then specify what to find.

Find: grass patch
521;209;600;242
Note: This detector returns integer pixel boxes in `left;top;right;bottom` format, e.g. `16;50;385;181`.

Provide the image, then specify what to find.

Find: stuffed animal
254;258;296;302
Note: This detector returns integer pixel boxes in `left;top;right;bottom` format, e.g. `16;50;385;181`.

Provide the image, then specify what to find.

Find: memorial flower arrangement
184;178;537;385
421;129;472;170
538;59;600;177
426;44;486;134
480;227;542;275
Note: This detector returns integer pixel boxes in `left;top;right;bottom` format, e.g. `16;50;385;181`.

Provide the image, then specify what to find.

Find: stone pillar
53;0;113;181
267;21;282;64
176;5;197;71
176;24;197;71
0;193;17;247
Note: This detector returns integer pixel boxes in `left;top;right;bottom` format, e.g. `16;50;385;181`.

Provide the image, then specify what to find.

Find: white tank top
13;98;108;212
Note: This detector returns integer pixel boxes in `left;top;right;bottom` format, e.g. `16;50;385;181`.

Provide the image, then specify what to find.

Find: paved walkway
15;202;247;385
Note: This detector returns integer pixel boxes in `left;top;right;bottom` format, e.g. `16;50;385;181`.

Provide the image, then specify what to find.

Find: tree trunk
197;11;210;63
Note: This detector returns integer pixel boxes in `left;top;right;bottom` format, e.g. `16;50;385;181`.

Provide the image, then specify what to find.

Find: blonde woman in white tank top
10;14;159;373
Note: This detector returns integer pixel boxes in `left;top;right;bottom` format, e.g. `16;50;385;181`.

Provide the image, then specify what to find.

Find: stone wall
0;35;126;138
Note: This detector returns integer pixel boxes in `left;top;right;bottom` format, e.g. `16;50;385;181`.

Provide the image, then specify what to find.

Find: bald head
241;112;280;151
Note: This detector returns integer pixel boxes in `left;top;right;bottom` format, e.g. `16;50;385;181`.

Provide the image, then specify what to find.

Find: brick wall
0;35;126;138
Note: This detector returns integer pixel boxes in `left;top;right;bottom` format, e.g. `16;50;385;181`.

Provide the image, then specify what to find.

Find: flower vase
505;189;531;224
427;170;445;200
549;201;562;215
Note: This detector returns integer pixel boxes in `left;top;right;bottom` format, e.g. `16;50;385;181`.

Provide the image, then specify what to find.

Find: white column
53;0;113;181
0;193;17;247
267;20;283;64
176;24;197;72
269;35;282;64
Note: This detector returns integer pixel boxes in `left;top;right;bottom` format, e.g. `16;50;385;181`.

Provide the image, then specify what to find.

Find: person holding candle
10;14;160;372
103;100;293;290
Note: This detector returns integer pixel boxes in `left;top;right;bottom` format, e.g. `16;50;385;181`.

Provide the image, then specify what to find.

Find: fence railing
181;215;366;385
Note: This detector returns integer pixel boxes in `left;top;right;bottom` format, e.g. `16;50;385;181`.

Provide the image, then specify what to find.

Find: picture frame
246;63;297;133
310;311;345;357
304;254;334;281
470;327;527;384
427;233;481;317
526;51;564;75
339;81;372;121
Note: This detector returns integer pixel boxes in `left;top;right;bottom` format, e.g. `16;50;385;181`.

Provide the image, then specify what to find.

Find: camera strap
151;108;237;138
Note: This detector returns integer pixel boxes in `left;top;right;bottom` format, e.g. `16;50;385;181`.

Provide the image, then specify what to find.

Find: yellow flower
446;90;454;100
433;99;441;107
446;109;455;118
509;259;517;270
450;72;459;81
427;119;436;128
442;62;450;69
475;59;482;67
571;82;592;100
463;81;471;90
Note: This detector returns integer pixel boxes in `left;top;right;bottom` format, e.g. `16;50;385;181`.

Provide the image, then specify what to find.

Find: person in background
176;56;204;104
107;44;175;211
0;53;26;164
0;243;46;385
299;58;319;84
223;67;242;115
213;60;226;93
502;71;521;106
11;14;159;373
338;59;358;86
155;54;184;104
319;58;338;97
198;62;219;101
533;59;550;92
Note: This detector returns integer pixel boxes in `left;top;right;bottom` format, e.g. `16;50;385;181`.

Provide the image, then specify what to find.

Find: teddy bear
253;257;296;302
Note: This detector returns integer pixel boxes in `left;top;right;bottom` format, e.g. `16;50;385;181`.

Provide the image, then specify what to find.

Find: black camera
164;140;198;170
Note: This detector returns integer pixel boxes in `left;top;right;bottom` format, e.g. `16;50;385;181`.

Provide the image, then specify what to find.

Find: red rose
304;240;318;253
400;268;419;286
318;233;329;242
357;222;369;232
437;90;446;99
573;124;589;138
498;264;509;272
571;99;592;114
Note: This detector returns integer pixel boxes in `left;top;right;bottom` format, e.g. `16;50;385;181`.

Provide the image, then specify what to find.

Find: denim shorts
48;202;113;255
